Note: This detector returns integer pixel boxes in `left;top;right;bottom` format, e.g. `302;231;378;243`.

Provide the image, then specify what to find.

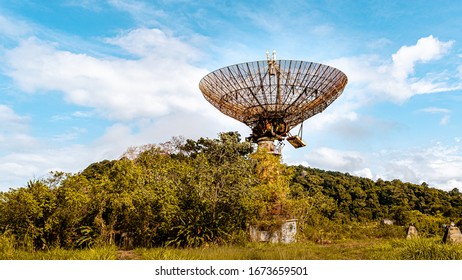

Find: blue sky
1;0;462;191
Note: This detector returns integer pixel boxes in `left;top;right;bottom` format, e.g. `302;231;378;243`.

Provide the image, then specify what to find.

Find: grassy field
0;246;118;260
134;238;462;260
2;238;462;260
135;240;389;260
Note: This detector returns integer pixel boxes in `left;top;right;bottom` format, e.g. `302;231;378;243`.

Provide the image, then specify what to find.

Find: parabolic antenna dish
199;53;348;151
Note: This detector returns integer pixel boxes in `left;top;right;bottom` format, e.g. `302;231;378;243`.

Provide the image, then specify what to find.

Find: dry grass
3;237;462;260
135;239;392;260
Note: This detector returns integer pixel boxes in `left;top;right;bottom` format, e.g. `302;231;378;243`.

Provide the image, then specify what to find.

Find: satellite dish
199;52;348;154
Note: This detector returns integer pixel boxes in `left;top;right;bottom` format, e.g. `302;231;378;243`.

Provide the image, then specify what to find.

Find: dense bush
390;238;462;260
1;131;461;250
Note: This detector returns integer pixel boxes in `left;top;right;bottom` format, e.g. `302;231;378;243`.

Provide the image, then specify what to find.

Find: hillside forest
1;132;461;250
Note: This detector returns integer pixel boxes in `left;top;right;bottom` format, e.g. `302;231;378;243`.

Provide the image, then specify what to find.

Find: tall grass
1;230;118;260
1;246;117;260
136;240;392;260
136;238;462;260
389;238;462;260
3;229;462;260
1;234;117;260
0;231;15;259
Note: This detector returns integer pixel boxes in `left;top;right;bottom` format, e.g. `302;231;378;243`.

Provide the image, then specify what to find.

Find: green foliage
389;238;462;260
0;243;117;260
0;231;16;259
76;226;97;248
1;131;462;255
248;149;294;234
0;180;57;250
135;240;394;260
290;165;462;240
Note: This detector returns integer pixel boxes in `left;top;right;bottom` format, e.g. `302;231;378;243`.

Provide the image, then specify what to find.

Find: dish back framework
199;52;348;154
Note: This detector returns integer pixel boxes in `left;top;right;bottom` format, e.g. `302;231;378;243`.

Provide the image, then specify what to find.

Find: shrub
0;231;15;259
392;238;462;260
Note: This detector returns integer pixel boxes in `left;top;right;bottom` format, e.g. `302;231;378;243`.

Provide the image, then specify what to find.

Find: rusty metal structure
199;51;348;154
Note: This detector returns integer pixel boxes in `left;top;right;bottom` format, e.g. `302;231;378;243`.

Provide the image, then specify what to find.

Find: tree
0;180;56;249
50;173;91;248
248;149;295;234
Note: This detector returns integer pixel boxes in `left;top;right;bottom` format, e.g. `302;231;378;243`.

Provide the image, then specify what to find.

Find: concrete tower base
257;139;281;155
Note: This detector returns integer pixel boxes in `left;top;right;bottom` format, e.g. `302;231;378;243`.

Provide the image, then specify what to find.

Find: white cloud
4;29;210;120
0;15;30;38
0;144;98;189
107;0;165;25
353;168;373;179
289;142;462;191
391;36;453;80
0;161;41;187
0;104;28;129
0;105;39;153
419;107;451;114
440;115;450;125
0;122;137;189
419;107;451;125
303;101;359;131
0;111;247;191
64;0;104;11
303;147;365;171
367;38;392;49
377;144;462;190
328;35;456;105
52;127;88;142
72;111;94;118
446;179;462;191
305;35;459;143
0;26;250;190
376;144;462;190
106;28;199;59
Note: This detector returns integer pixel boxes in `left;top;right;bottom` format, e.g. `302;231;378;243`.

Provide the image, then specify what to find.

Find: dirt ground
116;250;140;260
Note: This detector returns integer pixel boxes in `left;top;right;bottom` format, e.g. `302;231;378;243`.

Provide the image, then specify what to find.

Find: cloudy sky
1;0;462;192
